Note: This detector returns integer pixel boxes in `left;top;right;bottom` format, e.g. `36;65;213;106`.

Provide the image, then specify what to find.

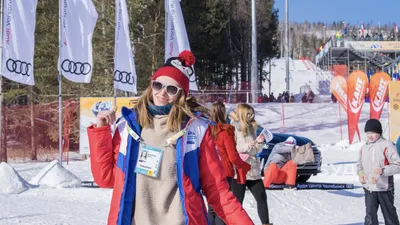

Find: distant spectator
263;94;269;103
269;93;276;102
290;95;295;103
277;93;283;103
258;96;263;103
301;93;307;103
366;33;371;41
284;92;290;103
307;90;315;103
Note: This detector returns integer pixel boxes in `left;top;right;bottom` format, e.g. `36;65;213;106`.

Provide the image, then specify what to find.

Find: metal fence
0;100;79;162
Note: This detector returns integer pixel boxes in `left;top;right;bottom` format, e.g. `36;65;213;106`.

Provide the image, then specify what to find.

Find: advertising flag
2;0;38;85
347;71;369;144
59;0;98;83
165;0;198;90
330;76;348;111
369;72;391;120
114;0;137;93
361;24;365;36
388;81;400;142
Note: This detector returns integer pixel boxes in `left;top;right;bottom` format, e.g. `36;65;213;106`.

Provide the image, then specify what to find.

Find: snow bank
30;160;81;188
319;138;365;151
0;162;31;194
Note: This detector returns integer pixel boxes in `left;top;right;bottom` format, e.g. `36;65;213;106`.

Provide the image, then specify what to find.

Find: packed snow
0;103;398;225
29;160;81;188
0;163;31;195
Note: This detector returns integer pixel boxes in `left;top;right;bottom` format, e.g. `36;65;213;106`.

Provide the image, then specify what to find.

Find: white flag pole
113;0;118;112
0;0;3;162
114;89;116;110
58;0;63;166
113;88;116;133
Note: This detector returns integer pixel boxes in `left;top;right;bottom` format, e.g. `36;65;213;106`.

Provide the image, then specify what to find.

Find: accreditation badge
135;145;164;178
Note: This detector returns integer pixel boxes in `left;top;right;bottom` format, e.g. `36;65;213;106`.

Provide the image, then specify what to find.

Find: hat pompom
178;50;195;66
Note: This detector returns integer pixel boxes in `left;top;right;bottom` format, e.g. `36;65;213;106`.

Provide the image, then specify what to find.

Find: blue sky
274;0;400;25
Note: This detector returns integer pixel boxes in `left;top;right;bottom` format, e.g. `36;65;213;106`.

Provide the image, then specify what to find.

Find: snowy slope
262;58;332;96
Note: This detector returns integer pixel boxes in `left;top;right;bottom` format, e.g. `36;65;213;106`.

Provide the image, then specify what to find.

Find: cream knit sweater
133;115;184;225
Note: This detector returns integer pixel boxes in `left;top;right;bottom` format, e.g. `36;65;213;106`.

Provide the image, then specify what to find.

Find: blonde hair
234;103;257;137
132;87;208;132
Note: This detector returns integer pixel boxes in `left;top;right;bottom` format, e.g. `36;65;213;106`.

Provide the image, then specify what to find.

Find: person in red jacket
87;50;254;225
207;101;251;225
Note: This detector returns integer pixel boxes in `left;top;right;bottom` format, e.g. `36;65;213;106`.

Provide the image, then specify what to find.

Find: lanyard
165;129;186;146
126;125;186;147
126;126;145;143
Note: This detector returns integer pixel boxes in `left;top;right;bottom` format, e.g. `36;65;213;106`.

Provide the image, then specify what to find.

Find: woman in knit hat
357;119;400;225
87;51;253;225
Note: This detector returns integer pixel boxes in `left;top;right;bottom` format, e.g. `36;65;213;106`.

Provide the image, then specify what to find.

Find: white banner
2;0;38;85
165;0;198;90
114;0;137;93
59;0;98;83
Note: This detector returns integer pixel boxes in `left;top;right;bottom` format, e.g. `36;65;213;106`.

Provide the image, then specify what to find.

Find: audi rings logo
61;59;92;75
6;59;32;76
114;70;135;85
188;71;196;83
185;66;196;83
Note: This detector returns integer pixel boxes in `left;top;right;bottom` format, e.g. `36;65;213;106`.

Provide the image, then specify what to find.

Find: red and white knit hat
151;50;196;96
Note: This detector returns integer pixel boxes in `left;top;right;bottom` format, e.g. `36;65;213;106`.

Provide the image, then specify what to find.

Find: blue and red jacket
87;107;254;225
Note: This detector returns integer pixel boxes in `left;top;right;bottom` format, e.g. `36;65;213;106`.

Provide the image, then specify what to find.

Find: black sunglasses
151;80;182;96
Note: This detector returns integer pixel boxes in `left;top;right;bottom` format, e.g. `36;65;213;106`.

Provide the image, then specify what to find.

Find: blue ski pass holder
135;145;164;178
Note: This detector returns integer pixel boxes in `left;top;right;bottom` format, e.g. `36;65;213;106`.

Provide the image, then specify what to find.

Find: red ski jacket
87;107;254;225
214;123;251;180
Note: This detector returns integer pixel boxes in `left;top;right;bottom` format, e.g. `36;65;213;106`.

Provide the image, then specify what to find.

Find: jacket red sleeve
87;124;121;188
223;127;250;169
199;128;254;225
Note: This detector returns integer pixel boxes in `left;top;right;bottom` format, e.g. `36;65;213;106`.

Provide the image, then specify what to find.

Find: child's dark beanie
364;119;383;134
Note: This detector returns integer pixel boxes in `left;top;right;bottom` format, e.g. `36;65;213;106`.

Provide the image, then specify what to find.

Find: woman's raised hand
96;106;117;127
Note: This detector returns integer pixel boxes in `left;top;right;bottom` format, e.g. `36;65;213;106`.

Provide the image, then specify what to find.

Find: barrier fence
0;92;328;162
0;100;79;162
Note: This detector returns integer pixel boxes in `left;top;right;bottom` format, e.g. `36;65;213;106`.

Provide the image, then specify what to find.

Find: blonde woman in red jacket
207;101;251;225
87;51;253;225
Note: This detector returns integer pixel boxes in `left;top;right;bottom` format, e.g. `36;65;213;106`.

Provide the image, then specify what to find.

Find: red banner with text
330;76;348;111
347;71;369;144
369;72;391;120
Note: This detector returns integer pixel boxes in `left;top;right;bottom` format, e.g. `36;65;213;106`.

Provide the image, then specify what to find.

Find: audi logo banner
1;0;38;85
165;0;198;90
113;0;137;94
58;0;98;83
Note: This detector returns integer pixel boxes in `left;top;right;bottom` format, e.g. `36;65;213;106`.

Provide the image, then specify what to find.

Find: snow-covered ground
1;103;398;225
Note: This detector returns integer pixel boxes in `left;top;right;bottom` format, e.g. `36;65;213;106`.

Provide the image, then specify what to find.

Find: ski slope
262;58;332;96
